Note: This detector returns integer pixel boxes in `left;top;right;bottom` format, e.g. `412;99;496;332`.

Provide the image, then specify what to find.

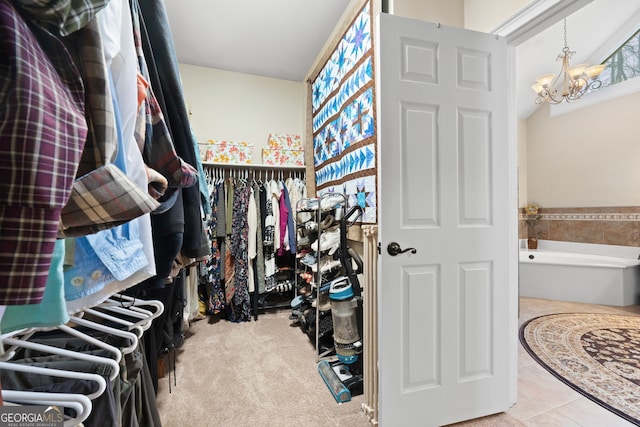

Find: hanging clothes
228;182;252;322
253;181;266;294
263;180;279;292
247;187;258;293
58;12;158;237
199;168;305;316
224;177;235;304
279;182;290;255
63;70;153;313
129;0;201;299
0;0;87;305
207;181;225;314
135;0;207;260
279;182;297;255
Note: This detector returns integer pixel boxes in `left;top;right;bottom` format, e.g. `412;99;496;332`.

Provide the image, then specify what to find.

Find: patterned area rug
520;313;640;425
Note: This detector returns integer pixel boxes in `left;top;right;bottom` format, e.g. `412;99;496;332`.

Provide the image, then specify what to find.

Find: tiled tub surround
519;206;640;247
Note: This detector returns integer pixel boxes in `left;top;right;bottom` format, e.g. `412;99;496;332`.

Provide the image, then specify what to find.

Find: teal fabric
1;240;69;333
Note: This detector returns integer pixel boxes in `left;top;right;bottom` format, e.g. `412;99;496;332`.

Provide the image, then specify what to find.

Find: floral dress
228;181;252;322
207;182;225;314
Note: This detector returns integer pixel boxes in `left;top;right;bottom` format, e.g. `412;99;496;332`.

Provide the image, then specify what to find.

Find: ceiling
165;0;640;119
164;0;349;82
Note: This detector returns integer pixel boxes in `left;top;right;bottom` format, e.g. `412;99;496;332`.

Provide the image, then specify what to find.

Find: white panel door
377;13;516;426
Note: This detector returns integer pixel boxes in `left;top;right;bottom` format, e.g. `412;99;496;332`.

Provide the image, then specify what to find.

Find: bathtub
519;240;640;306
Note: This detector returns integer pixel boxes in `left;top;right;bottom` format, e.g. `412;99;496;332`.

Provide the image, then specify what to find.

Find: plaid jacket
0;0;87;305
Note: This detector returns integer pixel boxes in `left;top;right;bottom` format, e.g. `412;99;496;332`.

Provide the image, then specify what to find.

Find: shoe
296;248;312;259
298;283;312;297
304;214;334;232
311;255;341;273
274;280;293;293
300;253;317;267
291;294;306;309
311;228;341;254
298;232;317;246
311;292;332;312
297;198;319;211
299;271;314;283
320;193;345;211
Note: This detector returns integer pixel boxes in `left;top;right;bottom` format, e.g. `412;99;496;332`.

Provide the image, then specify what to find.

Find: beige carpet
520;312;640;425
155;309;370;427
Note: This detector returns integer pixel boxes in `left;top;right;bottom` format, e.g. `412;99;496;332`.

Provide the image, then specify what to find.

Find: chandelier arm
537;87;563;104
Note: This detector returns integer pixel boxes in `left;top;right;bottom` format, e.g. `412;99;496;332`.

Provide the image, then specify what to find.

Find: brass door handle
387;242;417;256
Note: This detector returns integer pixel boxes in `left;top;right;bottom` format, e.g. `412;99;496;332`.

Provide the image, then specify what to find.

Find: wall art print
311;1;377;223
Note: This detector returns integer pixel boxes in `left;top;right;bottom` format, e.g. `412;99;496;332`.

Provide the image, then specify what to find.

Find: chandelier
532;19;606;104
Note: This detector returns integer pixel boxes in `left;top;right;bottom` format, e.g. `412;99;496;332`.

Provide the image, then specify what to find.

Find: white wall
392;0;464;27
463;0;529;32
526;92;640;207
178;64;306;164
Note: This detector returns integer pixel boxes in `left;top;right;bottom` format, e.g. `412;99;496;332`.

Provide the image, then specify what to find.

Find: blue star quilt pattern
311;1;377;223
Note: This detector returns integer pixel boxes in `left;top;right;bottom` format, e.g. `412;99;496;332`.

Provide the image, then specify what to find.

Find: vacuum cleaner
317;275;363;403
317;206;365;404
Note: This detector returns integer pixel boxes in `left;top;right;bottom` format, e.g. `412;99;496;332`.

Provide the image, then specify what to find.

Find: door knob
387;242;417;256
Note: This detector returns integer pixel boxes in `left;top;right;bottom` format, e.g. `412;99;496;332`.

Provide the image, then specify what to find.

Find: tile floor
506;297;640;426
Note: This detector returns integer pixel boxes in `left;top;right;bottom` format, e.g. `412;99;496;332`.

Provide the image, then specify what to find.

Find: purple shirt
0;0;87;305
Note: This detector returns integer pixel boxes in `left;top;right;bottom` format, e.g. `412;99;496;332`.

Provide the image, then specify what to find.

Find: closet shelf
202;162;305;171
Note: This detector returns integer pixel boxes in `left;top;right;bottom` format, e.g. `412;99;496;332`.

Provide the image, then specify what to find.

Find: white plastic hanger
80;307;145;338
94;304;154;331
2;390;92;427
0;361;107;400
93;297;160;332
0;336;120;382
56;324;122;364
68;315;138;355
98;294;164;331
0;323;122;368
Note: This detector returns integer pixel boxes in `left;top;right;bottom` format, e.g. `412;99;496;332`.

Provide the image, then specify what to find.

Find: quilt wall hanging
311;0;377;223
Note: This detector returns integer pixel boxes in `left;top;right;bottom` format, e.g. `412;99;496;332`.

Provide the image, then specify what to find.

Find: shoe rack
293;193;364;363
